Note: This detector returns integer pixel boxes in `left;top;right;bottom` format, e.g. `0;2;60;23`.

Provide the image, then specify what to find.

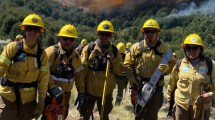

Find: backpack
12;40;43;69
176;57;213;81
87;42;118;58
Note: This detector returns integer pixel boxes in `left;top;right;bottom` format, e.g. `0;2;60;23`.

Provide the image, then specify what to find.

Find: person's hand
74;93;85;110
202;92;212;103
158;64;169;73
106;51;114;61
33;102;44;119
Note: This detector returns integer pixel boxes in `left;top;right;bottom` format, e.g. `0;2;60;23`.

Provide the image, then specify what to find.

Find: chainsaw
134;50;173;116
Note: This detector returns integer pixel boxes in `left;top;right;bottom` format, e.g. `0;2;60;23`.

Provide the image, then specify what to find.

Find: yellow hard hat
19;14;46;32
126;42;132;49
117;42;126;54
182;34;204;47
140;19;160;32
6;39;13;43
81;39;87;46
97;20;114;33
57;24;78;38
16;34;23;39
173;52;176;56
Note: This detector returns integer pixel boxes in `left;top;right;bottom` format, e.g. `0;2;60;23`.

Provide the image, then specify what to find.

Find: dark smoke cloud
56;0;213;15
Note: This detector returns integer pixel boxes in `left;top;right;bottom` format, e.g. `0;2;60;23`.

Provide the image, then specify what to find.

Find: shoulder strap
12;41;43;69
136;40;163;59
111;44;118;58
151;40;163;57
204;57;213;82
36;46;43;69
176;59;182;72
53;44;60;60
87;42;95;59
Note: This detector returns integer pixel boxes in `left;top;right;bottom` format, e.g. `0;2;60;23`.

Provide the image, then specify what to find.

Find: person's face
25;26;41;41
143;28;158;47
59;37;75;51
184;45;201;60
98;31;112;45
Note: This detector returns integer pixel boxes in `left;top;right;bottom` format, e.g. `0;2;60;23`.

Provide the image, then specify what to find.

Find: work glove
158;64;169;73
50;86;64;104
74;93;85;110
33;102;45;119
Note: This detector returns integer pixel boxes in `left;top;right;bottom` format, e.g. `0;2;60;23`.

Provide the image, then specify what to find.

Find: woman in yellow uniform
167;34;215;120
0;14;50;120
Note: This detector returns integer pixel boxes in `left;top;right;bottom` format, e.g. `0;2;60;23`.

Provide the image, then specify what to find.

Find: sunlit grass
67;75;171;120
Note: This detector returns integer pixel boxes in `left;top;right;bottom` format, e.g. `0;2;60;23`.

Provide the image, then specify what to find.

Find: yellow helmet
182;34;204;47
19;14;46;32
173;52;176;56
16;34;23;39
117;42;126;54
81;39;87;46
126;42;132;49
57;24;78;38
6;39;13;43
97;20;114;33
140;19;160;32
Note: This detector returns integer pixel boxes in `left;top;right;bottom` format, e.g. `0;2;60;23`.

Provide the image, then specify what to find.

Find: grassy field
67;75;171;120
66;75;215;120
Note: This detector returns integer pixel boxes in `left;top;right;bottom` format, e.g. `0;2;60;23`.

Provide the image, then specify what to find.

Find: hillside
1;0;215;58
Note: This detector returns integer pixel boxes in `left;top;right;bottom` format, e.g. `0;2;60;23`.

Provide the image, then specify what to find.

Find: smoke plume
167;0;215;17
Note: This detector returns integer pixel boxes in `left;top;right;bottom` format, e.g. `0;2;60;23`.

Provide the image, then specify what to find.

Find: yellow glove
33;102;45;119
158;64;169;73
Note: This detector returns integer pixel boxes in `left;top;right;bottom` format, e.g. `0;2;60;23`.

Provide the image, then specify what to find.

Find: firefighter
115;42;128;105
167;34;215;120
79;20;122;120
42;24;85;119
76;38;88;55
124;19;175;120
0;13;50;120
125;42;132;53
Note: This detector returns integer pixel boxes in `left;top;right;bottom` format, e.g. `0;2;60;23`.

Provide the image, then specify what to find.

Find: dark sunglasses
25;26;41;32
99;32;112;37
185;46;199;52
62;37;75;42
144;30;157;34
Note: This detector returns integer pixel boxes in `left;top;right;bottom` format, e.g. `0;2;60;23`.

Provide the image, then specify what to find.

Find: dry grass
66;75;171;120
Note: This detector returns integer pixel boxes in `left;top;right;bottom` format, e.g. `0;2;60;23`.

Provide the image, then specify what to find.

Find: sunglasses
62;37;75;42
99;32;112;37
144;30;157;34
25;26;41;32
185;46;199;52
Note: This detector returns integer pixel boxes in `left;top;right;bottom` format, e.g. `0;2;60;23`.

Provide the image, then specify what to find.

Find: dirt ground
65;86;215;120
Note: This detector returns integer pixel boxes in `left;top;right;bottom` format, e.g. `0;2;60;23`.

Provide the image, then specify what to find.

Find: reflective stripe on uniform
0;55;11;66
40;66;49;71
51;75;74;82
23;87;35;91
75;65;84;73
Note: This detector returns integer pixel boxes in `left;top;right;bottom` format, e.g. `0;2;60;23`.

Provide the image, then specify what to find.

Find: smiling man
124;19;175;120
79;20;122;120
43;24;85;120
